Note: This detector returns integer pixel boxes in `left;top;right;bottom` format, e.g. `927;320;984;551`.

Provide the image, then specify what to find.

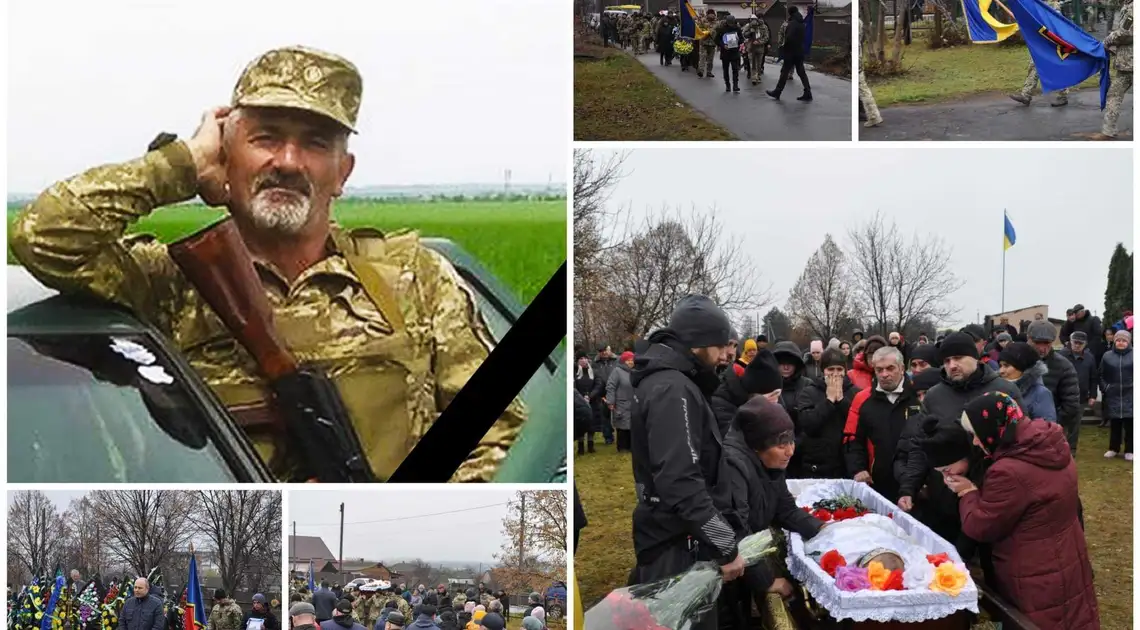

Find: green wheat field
7;199;567;303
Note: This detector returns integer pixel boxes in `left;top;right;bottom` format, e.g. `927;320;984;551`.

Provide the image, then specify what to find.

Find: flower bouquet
77;583;100;629
673;39;694;56
584;529;777;629
800;495;878;523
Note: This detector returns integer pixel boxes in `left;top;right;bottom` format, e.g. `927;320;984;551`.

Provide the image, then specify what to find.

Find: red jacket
959;420;1100;630
847;352;874;390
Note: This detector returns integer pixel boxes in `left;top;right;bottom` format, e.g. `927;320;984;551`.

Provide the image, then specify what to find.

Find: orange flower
930;562;968;597
882;569;904;591
926;553;951;567
866;561;892;591
820;550;847;577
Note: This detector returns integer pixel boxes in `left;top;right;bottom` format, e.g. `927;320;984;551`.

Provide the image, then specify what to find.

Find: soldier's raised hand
187;106;233;207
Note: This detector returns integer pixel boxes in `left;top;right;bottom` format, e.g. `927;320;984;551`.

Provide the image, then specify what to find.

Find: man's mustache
254;171;312;197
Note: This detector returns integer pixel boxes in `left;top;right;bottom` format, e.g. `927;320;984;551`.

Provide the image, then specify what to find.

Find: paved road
859;88;1133;141
635;52;852;141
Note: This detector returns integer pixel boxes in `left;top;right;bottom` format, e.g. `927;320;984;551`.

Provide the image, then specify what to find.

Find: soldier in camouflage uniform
9;45;527;483
859;18;883;127
1010;0;1071;106
618;14;632;49
1098;0;1133;137
207;591;243;630
743;15;770;84
639;16;654;55
697;9;719;78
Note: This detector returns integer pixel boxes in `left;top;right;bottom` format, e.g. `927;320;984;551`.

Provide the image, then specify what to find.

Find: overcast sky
597;148;1134;329
290;489;518;566
7;490;89;511
7;0;567;193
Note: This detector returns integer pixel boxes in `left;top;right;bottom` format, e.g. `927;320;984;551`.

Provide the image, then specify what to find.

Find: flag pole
1002;209;1006;313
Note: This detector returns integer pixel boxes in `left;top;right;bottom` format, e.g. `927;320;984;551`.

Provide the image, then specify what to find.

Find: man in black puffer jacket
1027;320;1083;455
922;332;1025;424
795;348;861;478
711;349;782;437
629;295;745;630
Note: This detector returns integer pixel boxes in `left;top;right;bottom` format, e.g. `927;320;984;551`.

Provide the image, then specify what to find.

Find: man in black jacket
796;348;861;478
1060;331;1100;424
711;349;782;437
629;295;745;630
715;16;745;92
1028;320;1083;455
766;6;813;101
313;582;338;623
1063;304;1106;366
721;397;823;629
921;332;1024;424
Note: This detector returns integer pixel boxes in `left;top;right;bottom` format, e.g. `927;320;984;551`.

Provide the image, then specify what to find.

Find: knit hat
743;338;758;353
996;332;1012;344
939;332;979;361
481;613;507;630
522;618;544;630
828;338;841;349
619;351;634;362
1070;331;1088;343
1115;329;1132;343
911;368;943;393
820;348;846;371
1027;320;1056;343
810;340;824;353
756;334;768;343
1073;303;1086;313
999;342;1040;373
532;607;546;622
963;391;1026;458
386;612;406;628
920;416;973;467
473;611;487;623
960;323;986;342
289;602;316;617
740;349;783;395
910;343;941;367
667;295;733;348
735;396;795;451
252;594;267;605
214;589;227;600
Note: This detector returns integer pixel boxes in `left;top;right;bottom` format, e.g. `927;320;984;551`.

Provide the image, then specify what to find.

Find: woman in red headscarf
606;351;637;452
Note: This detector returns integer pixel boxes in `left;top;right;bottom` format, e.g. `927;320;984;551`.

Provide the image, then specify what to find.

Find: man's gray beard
249;189;313;234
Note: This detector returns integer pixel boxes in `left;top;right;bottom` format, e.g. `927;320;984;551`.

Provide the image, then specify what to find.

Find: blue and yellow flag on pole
680;0;697;38
961;0;1021;43
308;559;316;592
1004;211;1017;250
1004;0;1109;107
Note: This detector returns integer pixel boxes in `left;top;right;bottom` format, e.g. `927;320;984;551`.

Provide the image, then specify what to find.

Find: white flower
903;553;936;590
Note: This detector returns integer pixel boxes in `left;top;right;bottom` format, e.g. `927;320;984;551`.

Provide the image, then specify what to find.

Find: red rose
802;506;812;513
820;549;847;577
926;553;951;567
812;508;833;522
883;569;904;591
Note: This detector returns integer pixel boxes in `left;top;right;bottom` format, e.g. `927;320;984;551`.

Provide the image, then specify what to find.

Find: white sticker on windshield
110;338;156;365
138;365;174;385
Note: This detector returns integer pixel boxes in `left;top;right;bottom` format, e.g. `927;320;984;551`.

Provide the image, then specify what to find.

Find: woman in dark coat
943;391;1100;630
721;396;823;630
1099;329;1133;459
573;356;599;455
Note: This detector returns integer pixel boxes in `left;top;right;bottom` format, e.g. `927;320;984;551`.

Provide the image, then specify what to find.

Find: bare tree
602;207;773;339
573;150;630;351
9;491;66;584
195;491;282;596
494;491;567;594
90;490;197;576
845;212;960;336
61;496;105;579
787;235;859;340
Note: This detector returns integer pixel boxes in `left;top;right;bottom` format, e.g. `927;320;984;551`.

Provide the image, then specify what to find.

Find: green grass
7;199;566;304
866;34;1099;106
574;424;1132;629
574;33;735;141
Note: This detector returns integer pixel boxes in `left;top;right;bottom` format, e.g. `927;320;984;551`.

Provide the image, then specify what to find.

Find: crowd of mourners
575;298;1132;630
288;582;550;630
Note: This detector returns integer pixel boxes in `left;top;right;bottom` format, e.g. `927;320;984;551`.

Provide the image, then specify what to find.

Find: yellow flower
931;562;969;597
866;561;892;591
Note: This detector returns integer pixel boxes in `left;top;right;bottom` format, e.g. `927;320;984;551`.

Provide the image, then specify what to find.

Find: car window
8;334;237;483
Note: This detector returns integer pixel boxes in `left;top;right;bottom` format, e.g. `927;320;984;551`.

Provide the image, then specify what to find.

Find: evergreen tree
1104;243;1133;325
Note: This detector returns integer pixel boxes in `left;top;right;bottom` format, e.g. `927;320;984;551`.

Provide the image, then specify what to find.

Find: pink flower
835;565;873;592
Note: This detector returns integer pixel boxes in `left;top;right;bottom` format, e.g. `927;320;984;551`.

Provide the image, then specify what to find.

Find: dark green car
7;239;566;483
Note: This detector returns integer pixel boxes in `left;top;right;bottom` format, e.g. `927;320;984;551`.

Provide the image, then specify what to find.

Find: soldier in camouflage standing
618;13;633;49
207;590;243;630
743;14;770;84
640;15;654;55
697;9;719;78
859;18;883;127
9;46;527;483
1096;0;1133;138
1010;0;1071;106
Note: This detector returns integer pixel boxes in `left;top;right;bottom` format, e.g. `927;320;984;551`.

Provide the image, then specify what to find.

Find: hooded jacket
847;351;875;390
606;362;635;430
710;368;752;439
1011;362;1057;422
922;363;1025;425
795;375;861;478
958;420;1099;630
771;341;812;431
629;330;738;565
1099;344;1133;419
320;617;367;630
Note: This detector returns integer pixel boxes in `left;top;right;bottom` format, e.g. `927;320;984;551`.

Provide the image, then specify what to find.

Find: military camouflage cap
232;45;362;132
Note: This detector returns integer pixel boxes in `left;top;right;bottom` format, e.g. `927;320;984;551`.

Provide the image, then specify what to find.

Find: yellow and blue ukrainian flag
1004;211;1017;251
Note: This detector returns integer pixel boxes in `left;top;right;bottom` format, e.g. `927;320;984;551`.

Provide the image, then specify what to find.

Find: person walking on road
697;9;719;79
629;295;746;630
715;16;745;92
767;6;812;101
1094;0;1133;139
743;15;770;85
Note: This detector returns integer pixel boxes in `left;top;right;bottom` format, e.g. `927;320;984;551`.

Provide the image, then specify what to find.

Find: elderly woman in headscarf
530;607;546;629
521;617;544;630
942;392;1100;630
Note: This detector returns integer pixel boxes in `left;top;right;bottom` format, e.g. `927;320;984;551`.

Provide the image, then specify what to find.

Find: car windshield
8;333;237;482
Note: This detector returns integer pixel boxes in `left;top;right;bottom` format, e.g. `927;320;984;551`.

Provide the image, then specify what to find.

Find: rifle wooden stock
167;219;297;380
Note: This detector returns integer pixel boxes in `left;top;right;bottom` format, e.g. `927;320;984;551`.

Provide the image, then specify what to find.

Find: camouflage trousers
859;68;882;123
748;47;765;82
700;45;717;75
632;35;643;54
1102;69;1133;136
1020;61;1070;101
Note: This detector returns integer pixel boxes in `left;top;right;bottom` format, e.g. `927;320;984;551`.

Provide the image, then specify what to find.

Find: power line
293;502;509;528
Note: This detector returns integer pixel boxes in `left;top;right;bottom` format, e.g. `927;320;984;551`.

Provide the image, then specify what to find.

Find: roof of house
288;536;336;562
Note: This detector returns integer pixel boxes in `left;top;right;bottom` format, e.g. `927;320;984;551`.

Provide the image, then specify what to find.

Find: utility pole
339;503;345;586
292;521;296;576
517;494;527;572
